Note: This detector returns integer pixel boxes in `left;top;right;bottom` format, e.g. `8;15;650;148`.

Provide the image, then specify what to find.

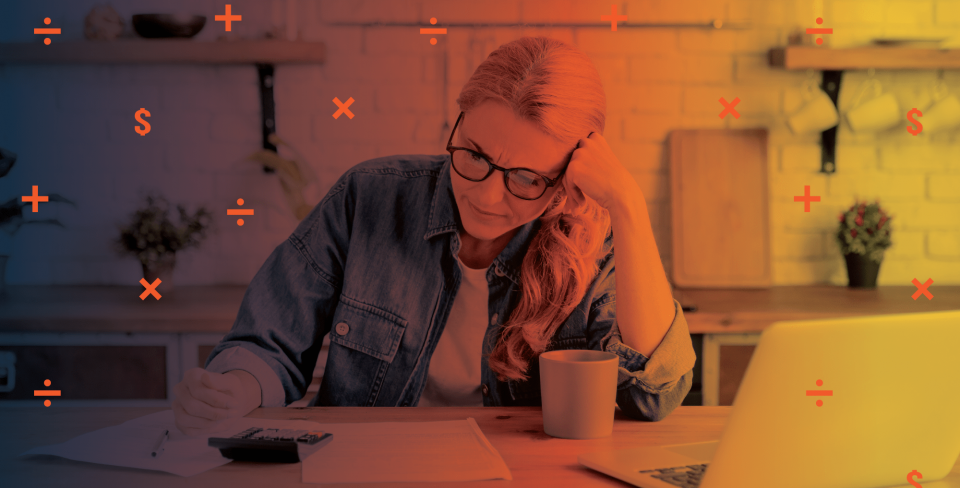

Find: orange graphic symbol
793;185;821;212
600;5;628;31
215;4;242;32
912;278;934;300
420;18;447;45
718;97;740;119
34;17;61;45
134;108;152;136
907;470;923;488
806;17;833;45
22;185;49;213
333;97;355;119
806;379;833;406
35;379;61;407
228;198;254;226
906;108;923;135
140;278;162;300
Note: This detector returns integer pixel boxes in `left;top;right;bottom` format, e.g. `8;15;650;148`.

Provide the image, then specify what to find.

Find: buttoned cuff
206;346;287;407
600;299;697;394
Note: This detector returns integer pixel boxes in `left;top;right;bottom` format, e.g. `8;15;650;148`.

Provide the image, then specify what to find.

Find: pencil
151;429;169;457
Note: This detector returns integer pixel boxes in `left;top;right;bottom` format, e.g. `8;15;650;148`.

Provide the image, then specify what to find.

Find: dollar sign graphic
907;469;923;488
906;108;923;135
134;108;151;136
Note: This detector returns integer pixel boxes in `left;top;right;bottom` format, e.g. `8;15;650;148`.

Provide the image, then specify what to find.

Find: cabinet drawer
719;344;756;406
0;345;166;400
0;333;179;407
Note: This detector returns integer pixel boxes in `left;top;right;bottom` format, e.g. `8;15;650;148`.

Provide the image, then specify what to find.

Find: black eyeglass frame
445;111;570;201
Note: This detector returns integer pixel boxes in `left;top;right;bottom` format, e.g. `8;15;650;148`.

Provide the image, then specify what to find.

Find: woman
173;37;696;436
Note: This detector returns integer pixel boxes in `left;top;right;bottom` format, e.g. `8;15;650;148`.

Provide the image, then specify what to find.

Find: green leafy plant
0;147;76;238
116;194;212;266
836;199;892;263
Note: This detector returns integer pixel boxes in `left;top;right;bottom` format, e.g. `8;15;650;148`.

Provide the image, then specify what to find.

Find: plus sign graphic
22;185;49;212
600;5;627;31
215;4;242;32
793;185;821;212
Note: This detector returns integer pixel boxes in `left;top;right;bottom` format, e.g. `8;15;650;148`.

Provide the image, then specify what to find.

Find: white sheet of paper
18;410;326;477
301;418;512;484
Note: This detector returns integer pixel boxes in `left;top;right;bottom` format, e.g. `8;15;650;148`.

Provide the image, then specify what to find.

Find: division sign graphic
805;379;833;406
34;17;61;45
34;379;61;407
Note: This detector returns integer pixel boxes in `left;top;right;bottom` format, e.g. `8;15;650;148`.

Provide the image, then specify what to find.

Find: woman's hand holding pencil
172;368;262;436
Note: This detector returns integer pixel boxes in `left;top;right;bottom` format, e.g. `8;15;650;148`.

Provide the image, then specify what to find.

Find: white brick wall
1;0;958;286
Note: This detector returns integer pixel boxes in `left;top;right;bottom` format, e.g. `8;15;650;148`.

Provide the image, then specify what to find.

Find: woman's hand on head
172;368;258;436
562;132;642;212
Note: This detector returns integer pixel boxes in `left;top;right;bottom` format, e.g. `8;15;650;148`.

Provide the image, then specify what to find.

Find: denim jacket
207;154;697;421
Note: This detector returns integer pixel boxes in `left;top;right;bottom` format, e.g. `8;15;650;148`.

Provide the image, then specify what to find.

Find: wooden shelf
0;285;247;333
673;285;960;334
769;46;960;70
0;40;325;64
3;284;959;334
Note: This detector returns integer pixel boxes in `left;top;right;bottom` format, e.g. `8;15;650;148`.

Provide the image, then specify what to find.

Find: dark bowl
132;14;206;39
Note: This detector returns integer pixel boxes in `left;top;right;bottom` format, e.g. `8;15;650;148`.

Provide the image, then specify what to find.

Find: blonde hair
456;37;612;382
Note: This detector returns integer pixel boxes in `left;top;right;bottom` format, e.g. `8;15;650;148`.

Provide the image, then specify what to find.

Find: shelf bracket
256;63;277;173
819;70;843;174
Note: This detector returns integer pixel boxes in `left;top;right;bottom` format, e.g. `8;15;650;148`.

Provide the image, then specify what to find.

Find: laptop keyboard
639;463;708;487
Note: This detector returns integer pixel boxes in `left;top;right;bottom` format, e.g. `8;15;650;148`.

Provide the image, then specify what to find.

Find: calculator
208;427;333;463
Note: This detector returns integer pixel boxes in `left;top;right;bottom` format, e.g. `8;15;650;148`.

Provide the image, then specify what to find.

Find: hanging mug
787;79;840;134
921;80;960;134
845;78;901;133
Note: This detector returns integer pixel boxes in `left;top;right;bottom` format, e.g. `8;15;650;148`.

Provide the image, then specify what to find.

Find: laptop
579;310;960;488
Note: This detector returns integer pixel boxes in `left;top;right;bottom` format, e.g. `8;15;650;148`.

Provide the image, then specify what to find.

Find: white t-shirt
417;254;489;407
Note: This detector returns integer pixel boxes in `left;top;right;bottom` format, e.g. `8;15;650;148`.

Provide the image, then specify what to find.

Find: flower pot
844;253;881;288
141;253;176;291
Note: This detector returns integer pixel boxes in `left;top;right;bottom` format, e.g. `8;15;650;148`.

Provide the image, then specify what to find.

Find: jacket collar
424;158;541;286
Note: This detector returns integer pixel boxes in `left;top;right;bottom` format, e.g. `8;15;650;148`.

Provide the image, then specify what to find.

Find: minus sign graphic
227;209;254;215
805;390;833;396
34;390;62;396
34;28;62;34
420;28;447;34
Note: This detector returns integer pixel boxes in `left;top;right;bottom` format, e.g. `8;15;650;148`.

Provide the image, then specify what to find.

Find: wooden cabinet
0;332;211;407
0;284;334;407
0;344;167;400
676;285;960;406
0;286;240;407
2;285;958;408
0;330;330;407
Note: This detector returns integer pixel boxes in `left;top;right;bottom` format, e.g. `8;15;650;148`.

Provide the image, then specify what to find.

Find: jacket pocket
329;294;408;363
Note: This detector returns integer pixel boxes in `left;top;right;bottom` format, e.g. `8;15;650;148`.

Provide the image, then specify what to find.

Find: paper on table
301;418;511;484
18;409;325;477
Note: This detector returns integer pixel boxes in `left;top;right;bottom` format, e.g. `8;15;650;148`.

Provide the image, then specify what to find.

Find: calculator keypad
231;428;327;445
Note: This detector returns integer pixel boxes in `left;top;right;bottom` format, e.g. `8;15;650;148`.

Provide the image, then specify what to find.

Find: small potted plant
0;147;76;296
836;199;893;288
116;194;212;289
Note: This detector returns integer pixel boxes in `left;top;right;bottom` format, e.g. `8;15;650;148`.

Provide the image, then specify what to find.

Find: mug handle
931;78;950;103
849;78;882;110
800;76;820;101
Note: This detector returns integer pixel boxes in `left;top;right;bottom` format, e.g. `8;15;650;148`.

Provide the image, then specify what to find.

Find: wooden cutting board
669;129;771;288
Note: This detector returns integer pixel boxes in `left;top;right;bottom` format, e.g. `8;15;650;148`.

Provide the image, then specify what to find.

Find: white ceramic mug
539;350;618;439
845;79;901;132
922;94;960;133
787;82;839;134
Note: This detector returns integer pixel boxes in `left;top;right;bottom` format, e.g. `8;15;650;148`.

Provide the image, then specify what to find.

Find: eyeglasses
445;111;569;201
